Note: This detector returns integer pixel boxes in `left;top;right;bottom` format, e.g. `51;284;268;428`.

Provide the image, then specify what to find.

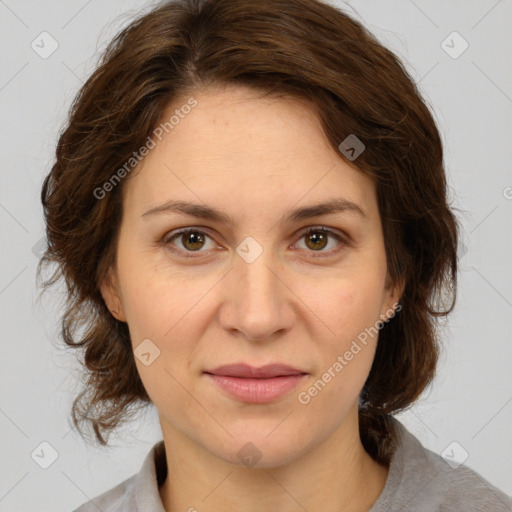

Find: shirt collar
133;440;167;512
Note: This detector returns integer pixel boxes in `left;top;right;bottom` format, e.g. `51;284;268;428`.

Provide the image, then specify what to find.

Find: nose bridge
239;246;277;301
225;235;290;340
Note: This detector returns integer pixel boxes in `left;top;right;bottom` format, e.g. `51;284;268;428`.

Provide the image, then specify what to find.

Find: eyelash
162;226;349;259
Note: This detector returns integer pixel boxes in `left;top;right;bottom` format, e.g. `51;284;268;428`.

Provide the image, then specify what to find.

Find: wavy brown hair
37;0;458;463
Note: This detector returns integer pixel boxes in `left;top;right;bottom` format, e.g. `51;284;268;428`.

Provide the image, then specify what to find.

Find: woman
38;0;512;510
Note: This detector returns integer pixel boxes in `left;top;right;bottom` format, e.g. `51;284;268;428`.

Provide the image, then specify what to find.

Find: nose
218;242;295;342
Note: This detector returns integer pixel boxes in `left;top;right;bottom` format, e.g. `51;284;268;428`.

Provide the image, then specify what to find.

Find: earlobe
99;266;126;322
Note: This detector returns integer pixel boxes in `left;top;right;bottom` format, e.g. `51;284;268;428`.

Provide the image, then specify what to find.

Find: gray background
1;0;511;510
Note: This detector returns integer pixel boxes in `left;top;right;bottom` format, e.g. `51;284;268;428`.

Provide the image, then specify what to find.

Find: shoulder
72;474;137;512
416;450;512;511
371;418;512;512
71;440;167;512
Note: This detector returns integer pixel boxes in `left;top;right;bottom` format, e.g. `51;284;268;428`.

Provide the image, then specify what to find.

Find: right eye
163;228;218;258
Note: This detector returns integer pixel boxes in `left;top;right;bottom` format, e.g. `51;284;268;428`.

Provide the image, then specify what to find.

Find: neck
158;407;389;512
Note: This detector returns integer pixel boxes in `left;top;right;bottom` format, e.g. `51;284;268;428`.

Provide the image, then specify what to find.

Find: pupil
184;232;204;250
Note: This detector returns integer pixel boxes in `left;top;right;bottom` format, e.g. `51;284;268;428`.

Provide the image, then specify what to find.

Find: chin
203;427;314;469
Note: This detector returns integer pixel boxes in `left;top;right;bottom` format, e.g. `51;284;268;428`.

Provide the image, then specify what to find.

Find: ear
99;266;127;322
380;273;405;322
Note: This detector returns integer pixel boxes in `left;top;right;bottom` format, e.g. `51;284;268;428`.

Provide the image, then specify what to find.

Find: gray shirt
73;419;512;511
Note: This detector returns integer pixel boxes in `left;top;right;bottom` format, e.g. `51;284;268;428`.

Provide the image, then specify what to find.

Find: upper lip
204;363;308;378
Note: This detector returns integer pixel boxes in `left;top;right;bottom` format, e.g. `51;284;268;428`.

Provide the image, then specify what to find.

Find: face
100;84;401;468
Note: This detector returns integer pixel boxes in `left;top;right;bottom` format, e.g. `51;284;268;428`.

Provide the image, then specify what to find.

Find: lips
204;363;307;379
204;363;308;403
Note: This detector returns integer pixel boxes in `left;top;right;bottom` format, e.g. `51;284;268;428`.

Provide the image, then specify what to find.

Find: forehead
122;84;377;224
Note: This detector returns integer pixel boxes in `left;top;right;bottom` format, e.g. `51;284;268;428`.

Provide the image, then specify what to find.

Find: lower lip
205;373;307;403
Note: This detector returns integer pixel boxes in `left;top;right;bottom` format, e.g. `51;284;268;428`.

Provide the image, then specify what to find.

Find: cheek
116;247;200;339
303;268;386;402
120;269;204;405
299;281;384;417
307;269;386;341
117;261;216;394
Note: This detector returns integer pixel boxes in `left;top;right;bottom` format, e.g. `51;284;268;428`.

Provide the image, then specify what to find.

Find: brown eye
295;227;347;256
304;230;329;251
164;228;216;256
180;231;206;251
163;226;347;259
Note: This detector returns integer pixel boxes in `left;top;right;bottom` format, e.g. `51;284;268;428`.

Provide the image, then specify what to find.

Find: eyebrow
141;197;368;224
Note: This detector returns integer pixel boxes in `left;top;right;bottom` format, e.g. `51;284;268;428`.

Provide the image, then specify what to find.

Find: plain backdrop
0;0;511;510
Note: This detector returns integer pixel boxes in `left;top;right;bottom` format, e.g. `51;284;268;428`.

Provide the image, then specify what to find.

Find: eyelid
162;225;351;258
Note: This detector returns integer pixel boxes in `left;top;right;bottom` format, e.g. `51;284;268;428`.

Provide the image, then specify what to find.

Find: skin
100;84;403;512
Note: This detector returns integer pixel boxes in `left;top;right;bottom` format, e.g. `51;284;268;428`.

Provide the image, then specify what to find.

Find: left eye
163;227;346;258
295;227;345;254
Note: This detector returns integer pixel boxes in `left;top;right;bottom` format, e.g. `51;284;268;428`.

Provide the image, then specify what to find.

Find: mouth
204;363;307;378
203;363;308;403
